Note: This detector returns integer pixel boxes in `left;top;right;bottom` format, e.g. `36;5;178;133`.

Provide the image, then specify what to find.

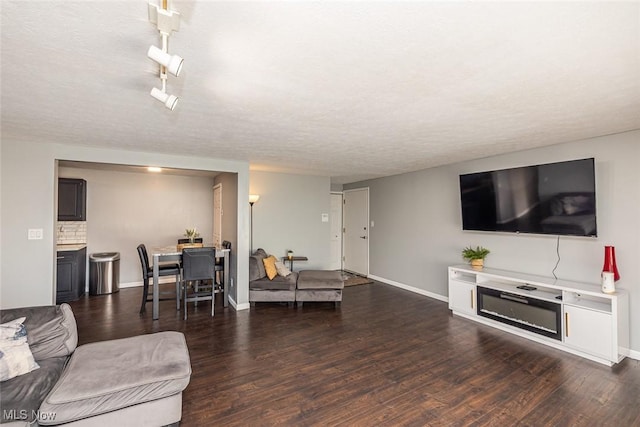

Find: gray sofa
1;304;191;426
249;249;343;306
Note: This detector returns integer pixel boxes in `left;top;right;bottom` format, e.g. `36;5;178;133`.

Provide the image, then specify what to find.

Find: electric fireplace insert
476;286;562;340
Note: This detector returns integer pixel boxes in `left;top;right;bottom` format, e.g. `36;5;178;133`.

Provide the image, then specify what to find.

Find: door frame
330;191;344;271
213;183;222;247
342;187;369;276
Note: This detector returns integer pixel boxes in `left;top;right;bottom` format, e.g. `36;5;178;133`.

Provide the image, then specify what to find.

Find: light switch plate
28;229;43;240
321;213;329;222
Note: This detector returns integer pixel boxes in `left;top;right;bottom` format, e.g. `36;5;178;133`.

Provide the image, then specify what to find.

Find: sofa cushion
38;331;191;425
0;356;67;424
249;255;266;282
0;317;40;381
0;304;77;361
297;270;344;290
250;272;298;291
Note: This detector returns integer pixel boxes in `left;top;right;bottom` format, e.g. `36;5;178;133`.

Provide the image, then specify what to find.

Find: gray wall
345;130;640;351
214;172;238;302
330;183;344;192
250;171;331;270
1;140;251;309
58;166;215;286
3;132;638;352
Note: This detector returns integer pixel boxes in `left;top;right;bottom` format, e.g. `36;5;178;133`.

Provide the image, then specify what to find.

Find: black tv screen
459;158;597;237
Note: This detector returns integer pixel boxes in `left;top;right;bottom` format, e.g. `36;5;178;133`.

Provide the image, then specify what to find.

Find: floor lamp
249;194;260;254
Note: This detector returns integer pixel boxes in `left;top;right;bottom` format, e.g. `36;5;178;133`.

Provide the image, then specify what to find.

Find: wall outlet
28;229;43;240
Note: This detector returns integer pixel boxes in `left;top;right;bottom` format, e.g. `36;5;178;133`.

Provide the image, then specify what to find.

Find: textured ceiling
2;1;639;184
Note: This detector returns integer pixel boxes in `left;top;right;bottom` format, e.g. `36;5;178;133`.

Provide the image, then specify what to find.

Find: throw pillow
262;255;278;280
0;317;40;381
249;256;265;281
254;248;268;258
275;261;291;277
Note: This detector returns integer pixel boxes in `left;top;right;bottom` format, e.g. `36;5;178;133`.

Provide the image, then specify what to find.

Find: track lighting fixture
148;45;183;77
150;87;178;111
147;1;183;110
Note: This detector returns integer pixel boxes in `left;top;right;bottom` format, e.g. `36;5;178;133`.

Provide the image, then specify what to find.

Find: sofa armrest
0;304;78;361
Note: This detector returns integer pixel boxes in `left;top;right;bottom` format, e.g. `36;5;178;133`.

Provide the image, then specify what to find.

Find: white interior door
213;184;222;247
329;193;343;270
343;188;368;275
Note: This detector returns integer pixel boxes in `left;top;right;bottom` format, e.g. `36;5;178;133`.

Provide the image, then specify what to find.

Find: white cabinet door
449;280;476;316
564;305;613;360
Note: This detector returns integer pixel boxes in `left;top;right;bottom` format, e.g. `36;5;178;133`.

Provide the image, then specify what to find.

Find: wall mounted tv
459;158;597;237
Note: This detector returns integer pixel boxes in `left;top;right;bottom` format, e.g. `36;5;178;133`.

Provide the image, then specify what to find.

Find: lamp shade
249;194;260;205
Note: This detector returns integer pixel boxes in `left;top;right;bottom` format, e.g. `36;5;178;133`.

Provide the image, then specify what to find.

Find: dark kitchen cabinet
56;248;86;303
58;178;86;221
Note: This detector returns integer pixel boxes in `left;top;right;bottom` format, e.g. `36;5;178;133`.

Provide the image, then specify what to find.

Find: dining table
150;245;230;320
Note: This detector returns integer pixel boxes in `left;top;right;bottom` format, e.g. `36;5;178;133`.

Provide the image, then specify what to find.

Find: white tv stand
448;265;629;366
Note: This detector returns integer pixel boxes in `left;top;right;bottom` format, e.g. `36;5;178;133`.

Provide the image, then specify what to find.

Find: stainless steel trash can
89;252;120;295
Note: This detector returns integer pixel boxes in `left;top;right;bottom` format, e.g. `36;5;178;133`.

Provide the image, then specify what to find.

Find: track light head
148;45;184;77
150;87;178;110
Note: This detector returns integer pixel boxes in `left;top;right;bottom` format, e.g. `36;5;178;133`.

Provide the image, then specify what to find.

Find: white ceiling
2;1;639;184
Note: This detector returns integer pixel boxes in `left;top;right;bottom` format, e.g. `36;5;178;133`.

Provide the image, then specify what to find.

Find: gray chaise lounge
248;249;344;307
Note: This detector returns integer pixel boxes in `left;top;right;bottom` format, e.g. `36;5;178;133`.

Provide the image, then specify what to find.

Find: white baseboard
119;277;177;289
368;274;449;303
626;348;640;361
229;296;250;311
119;281;142;289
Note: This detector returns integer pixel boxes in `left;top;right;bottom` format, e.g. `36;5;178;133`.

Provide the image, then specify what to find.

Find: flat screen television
459;158;597;237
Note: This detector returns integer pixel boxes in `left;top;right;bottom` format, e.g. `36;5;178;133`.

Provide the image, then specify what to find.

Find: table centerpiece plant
184;228;199;243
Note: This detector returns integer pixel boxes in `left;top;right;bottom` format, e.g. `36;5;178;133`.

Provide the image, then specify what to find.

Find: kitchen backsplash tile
57;221;87;244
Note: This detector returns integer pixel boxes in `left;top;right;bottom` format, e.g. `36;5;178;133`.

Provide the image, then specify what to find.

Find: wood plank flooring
68;281;640;426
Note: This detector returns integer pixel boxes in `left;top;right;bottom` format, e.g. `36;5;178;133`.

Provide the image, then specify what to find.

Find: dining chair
137;244;182;315
181;247;219;320
214;240;231;285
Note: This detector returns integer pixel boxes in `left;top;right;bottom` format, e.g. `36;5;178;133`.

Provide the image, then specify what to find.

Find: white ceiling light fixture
147;0;183;110
147;45;183;77
150;87;178;111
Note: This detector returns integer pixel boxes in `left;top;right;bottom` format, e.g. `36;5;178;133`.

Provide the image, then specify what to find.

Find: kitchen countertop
57;244;87;252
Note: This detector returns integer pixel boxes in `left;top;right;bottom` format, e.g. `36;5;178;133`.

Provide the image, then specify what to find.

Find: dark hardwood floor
68;281;640;426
